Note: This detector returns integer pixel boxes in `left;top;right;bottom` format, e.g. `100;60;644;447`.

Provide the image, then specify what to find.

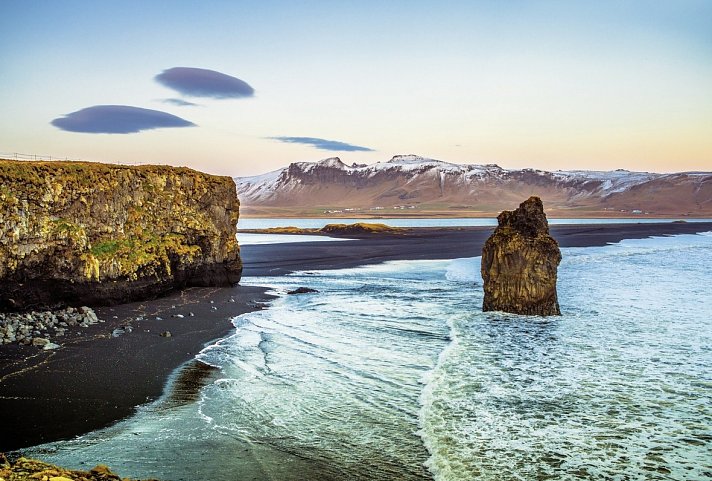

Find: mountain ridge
235;155;712;217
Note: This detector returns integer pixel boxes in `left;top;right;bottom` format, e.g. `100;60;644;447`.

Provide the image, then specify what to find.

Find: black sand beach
240;222;712;276
2;221;711;453
0;285;272;452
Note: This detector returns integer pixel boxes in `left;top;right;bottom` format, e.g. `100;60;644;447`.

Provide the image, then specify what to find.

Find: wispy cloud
271;136;375;152
155;67;254;99
51;105;196;134
161;98;200;107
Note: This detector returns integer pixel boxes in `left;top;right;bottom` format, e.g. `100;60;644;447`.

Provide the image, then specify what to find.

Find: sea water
26;233;712;480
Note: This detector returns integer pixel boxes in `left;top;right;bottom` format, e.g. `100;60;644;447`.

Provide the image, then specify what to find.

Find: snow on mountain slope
234;155;712;215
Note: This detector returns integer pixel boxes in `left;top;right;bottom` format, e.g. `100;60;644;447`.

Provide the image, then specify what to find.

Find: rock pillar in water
481;196;561;315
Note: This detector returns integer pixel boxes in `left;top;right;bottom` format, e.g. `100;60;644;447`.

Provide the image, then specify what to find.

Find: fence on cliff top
0;152;150;165
0;151;82;162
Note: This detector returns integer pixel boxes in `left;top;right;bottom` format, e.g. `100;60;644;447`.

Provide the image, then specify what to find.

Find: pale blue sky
1;0;710;176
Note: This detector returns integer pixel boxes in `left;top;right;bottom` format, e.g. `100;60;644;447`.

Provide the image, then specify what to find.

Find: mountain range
234;155;712;217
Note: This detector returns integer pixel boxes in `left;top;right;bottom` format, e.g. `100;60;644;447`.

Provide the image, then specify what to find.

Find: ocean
25;232;712;480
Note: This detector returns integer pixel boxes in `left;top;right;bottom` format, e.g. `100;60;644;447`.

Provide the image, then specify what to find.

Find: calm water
26;233;712;480
238;217;712;230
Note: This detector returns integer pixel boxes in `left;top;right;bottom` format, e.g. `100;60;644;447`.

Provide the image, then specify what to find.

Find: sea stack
0;160;243;310
481;196;561;316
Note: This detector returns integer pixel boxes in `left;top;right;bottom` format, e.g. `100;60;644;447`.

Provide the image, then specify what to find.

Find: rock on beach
0;306;102;347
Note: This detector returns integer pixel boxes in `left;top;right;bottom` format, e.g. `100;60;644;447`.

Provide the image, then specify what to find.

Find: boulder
287;287;319;295
32;337;50;347
481;196;561;315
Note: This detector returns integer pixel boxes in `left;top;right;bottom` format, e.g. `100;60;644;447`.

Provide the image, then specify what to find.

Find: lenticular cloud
155;67;254;99
272;136;375;152
51;105;196;134
161;98;199;107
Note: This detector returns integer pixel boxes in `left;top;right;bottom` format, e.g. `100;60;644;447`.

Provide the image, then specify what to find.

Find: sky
1;0;711;177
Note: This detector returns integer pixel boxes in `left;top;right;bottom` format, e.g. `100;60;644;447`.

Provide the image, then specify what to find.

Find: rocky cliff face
481;196;561;316
0;160;242;311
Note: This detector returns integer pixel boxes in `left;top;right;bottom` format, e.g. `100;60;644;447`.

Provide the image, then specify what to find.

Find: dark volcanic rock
287;287;319;295
0;160;243;311
481;196;561;316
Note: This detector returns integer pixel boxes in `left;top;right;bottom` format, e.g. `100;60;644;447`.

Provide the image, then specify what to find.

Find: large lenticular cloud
155;67;254;99
51;105;196;134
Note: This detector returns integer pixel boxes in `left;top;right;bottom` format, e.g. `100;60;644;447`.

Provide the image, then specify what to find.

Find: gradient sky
1;0;711;176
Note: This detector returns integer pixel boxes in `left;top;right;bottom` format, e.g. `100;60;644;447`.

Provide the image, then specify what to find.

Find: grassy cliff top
0;158;232;182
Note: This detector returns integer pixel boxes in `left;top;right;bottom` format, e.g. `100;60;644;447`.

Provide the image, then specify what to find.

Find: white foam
444;257;479;283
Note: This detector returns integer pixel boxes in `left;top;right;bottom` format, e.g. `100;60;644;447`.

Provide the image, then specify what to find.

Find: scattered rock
90;464;112;475
160;330;172;337
288;287;319;295
32;337;50;347
481;196;562;316
172;314;185;318
0;306;102;347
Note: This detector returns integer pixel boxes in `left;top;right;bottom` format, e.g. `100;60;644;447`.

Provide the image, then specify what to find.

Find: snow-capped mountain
235;155;712;216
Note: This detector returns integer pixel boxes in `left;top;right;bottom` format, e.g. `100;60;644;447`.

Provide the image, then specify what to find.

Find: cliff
0;159;242;311
481;196;561;316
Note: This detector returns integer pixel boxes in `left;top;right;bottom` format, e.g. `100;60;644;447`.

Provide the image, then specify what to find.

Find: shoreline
2;221;712;454
0;285;273;452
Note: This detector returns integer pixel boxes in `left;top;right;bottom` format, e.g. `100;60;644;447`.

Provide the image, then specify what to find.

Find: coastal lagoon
26;232;712;480
238;217;712;230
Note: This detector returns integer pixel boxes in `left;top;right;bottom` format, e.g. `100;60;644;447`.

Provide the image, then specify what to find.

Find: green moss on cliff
90;239;121;257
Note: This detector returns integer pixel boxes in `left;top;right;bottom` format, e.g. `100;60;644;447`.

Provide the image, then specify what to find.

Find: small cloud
155;67;254;99
161;98;200;107
51;105;196;134
271;136;374;152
